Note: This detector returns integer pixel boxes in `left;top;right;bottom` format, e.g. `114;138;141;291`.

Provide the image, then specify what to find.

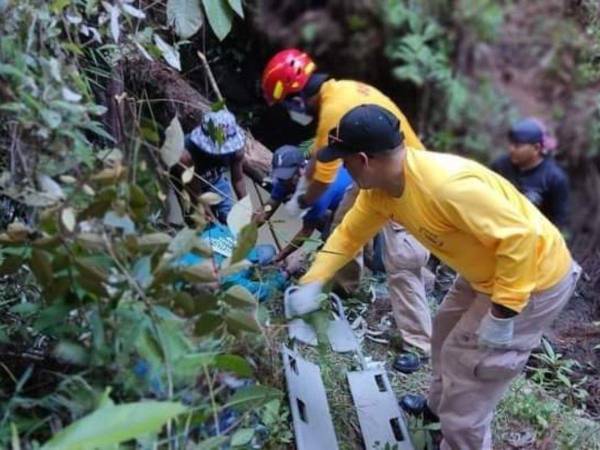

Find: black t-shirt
491;154;570;229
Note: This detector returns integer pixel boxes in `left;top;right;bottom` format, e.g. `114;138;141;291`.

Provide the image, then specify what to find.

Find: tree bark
123;56;272;182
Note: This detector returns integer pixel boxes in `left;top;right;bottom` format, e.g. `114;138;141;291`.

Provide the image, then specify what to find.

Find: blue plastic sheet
175;224;287;302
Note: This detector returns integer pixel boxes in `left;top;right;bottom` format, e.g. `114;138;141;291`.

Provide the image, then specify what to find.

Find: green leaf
103;211;136;234
133;256;153;289
231;428;254;447
202;0;233;41
305;310;330;346
215;354;253;377
30;249;53;289
173;352;218;378
194;313;222;336
41;401;186;450
182;261;217;283
137;233;172;251
41;109;63;129
50;0;71;13
197;436;227;450
227;385;282;411
392;65;424;86
169;227;197;258
154;34;181;71
222;285;257;308
129;184;148;210
160;115;184;168
227;0;244;18
225;309;261;334
230;223;257;264
167;0;204;39
226;195;252;237
53;340;89;366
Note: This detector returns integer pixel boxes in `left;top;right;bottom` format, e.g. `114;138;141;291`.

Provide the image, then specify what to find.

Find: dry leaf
61;207;76;232
181;165;195;184
199;192;222;206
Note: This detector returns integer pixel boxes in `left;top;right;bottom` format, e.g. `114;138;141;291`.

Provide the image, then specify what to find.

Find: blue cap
317;104;404;162
271;145;305;180
508;118;545;145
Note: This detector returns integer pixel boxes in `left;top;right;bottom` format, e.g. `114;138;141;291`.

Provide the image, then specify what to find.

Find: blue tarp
176;224;287;302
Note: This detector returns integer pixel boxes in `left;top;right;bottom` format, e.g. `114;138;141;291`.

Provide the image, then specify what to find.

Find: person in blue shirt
253;145;352;262
492;118;570;230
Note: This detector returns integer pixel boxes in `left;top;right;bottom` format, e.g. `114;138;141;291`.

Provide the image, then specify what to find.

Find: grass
264;276;600;449
495;376;600;450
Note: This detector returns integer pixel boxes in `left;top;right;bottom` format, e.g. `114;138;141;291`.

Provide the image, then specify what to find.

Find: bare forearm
303;180;330;205
232;179;247;199
277;226;314;260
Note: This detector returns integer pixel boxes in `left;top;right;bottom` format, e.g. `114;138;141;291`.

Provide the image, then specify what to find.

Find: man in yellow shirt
261;49;433;373
289;104;580;450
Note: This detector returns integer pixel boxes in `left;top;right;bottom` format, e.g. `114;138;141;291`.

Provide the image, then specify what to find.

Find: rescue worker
491;117;570;230
253;145;352;262
288;104;580;450
261;49;432;373
174;110;247;224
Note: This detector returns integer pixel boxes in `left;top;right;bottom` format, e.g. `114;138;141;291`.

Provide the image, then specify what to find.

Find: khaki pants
331;185;432;355
382;223;432;355
428;263;581;450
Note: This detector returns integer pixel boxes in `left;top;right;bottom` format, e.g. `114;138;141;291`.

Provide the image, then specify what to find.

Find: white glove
287;282;324;317
477;310;514;349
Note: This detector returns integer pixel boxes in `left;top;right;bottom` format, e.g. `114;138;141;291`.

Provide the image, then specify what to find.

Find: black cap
317;104;404;162
271;145;305;180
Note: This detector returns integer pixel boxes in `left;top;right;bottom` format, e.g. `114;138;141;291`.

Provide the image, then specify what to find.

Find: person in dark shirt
174;110;247;224
491;118;569;230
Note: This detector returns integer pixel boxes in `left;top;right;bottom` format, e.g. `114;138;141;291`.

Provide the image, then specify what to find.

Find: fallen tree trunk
123;56;272;182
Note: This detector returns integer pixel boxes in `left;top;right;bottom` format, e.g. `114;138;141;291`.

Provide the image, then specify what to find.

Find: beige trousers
428;263;581;450
381;223;432;355
331;185;432;355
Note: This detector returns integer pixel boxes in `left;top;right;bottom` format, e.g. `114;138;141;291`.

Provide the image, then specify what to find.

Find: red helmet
261;49;316;105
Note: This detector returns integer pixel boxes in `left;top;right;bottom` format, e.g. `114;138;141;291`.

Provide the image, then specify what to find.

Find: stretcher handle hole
389;417;405;441
374;374;387;392
288;355;298;375
297;398;308;423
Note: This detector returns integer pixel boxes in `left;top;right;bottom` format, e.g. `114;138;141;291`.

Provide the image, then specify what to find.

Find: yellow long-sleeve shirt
302;149;572;312
310;79;424;183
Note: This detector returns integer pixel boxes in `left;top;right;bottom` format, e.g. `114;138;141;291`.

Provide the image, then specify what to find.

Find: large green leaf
202;0;233;41
215;354;253;377
230;223;257;264
227;386;282;411
225;309;261;334
231;428;254;447
222;285;257;308
197;436;227;449
194;312;222;336
41;401;186;450
167;0;204;39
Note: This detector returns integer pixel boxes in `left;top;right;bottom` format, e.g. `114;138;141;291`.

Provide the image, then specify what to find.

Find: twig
203;363;220;436
196;51;223;103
